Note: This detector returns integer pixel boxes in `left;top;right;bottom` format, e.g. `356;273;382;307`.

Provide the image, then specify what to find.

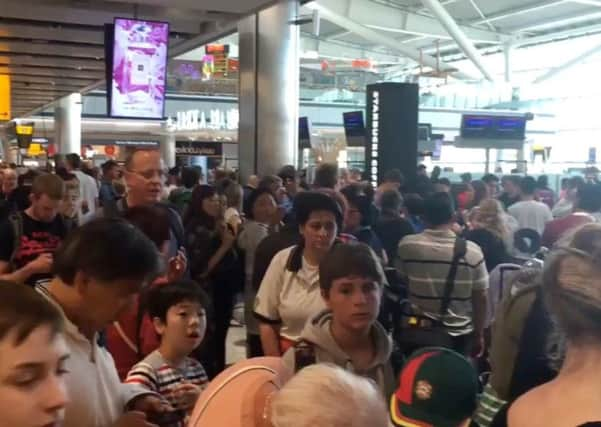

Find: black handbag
394;237;469;354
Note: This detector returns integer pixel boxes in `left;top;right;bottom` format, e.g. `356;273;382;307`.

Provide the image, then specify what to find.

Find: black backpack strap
293;340;316;372
440;237;467;317
8;211;23;269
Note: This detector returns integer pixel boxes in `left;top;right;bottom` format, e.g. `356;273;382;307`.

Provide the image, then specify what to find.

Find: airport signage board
167;108;239;131
343;111;367;148
460;115;527;140
175;141;223;156
0;76;10;121
110;18;169;119
365;83;418;189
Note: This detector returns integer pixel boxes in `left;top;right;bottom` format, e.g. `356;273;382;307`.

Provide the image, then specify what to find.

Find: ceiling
6;0;601;118
300;0;601;81
1;0;275;118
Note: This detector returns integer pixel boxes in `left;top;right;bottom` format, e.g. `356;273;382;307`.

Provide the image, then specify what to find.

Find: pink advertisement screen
110;18;169;119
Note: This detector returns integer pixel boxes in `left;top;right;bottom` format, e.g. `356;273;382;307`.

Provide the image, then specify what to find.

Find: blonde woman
506;224;601;426
465;199;510;271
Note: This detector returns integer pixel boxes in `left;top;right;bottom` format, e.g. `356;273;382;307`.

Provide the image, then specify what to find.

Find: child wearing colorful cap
390;347;479;427
125;281;210;427
282;243;394;396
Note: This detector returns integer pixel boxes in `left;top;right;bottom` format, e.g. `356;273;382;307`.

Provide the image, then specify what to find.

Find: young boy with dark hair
282;243;394;396
126;280;210;427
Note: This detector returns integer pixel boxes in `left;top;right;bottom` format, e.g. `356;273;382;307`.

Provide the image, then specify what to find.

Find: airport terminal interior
2;0;601;426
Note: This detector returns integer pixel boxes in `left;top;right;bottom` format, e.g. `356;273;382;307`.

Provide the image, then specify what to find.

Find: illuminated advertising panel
110;18;169;119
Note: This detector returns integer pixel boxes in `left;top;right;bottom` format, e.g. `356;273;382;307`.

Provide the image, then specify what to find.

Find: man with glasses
101;149;186;262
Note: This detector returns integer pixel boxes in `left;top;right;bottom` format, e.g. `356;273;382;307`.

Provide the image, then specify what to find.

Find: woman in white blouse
253;191;343;356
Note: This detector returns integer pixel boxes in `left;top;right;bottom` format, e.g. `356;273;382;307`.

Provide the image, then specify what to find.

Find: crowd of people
1;151;601;427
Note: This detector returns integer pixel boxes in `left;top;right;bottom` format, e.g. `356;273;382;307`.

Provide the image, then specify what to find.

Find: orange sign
105;145;116;156
351;59;372;69
0;75;10;121
206;44;229;55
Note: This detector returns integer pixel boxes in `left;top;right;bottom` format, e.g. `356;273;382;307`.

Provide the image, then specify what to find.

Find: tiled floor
226;323;247;365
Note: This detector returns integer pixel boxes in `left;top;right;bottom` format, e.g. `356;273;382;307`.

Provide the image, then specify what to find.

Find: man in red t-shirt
542;183;601;248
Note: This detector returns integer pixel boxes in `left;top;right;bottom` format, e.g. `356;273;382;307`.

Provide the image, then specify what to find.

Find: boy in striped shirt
126;280;209;426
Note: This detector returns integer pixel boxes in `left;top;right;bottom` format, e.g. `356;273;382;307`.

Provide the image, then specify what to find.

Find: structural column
238;0;300;181
54;93;82;155
160;132;177;169
504;42;513;84
0;132;16;164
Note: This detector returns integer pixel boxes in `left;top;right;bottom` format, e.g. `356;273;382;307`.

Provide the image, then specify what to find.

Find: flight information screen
461;115;527;140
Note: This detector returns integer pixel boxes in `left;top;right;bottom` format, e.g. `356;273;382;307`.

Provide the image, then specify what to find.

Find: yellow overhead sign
16;125;33;135
27;143;43;156
0;76;10;121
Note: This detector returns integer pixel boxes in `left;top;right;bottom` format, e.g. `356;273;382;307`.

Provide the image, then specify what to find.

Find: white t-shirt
253;245;325;342
73;170;99;225
37;286;153;427
508;200;553;236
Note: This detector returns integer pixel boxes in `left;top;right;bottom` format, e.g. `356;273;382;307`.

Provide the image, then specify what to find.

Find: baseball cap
390;347;478;427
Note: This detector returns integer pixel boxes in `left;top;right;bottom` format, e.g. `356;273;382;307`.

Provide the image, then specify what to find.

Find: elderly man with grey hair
270;364;389;427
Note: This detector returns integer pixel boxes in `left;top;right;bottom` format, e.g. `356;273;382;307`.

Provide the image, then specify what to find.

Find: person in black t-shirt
341;185;387;264
374;189;414;264
0;174;68;286
498;175;522;210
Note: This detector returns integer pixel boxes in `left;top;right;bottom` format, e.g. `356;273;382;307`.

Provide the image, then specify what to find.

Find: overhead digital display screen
110;18;169;119
461;115;527;140
299;117;312;149
343;111;366;147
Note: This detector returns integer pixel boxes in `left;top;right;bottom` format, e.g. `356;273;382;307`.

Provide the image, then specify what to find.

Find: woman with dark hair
341;187;387;264
185;185;239;378
375;189;415;263
237;188;278;357
254;191;343;356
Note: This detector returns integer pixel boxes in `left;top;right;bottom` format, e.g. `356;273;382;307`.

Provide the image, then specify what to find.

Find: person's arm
206;225;236;275
470;249;489;357
259;322;282;357
472;289;488;342
0;221;52;284
0;255;52;284
544;206;553;224
187;225;232;279
254;250;286;356
124;363;158;394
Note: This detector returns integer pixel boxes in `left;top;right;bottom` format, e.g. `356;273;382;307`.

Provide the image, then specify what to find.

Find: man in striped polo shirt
396;192;489;357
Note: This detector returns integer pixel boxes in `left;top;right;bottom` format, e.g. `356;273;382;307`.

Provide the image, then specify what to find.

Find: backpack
188;357;292;427
394;237;468;355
